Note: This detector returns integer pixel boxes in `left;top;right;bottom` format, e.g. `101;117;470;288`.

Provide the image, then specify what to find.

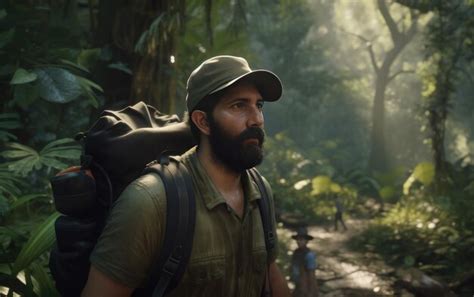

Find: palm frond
2;139;81;176
12;212;60;275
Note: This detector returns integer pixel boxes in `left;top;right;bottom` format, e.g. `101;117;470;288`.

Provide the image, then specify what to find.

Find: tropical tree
398;0;474;188
341;0;419;172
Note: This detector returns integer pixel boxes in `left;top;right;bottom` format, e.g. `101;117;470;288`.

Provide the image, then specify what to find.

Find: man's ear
191;110;211;136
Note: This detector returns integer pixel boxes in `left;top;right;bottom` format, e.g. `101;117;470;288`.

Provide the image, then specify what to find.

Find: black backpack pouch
49;102;196;296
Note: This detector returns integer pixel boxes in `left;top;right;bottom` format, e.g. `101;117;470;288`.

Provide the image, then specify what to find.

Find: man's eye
257;102;264;109
232;102;245;109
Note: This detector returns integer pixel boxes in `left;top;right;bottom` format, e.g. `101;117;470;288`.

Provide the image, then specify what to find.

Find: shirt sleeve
305;251;317;270
89;173;166;288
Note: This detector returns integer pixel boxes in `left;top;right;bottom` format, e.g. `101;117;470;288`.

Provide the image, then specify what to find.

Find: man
81;55;291;297
334;195;347;231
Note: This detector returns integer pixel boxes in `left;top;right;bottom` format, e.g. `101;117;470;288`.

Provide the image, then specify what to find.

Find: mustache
238;127;265;144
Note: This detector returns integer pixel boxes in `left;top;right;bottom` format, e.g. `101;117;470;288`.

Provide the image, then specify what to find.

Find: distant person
334;195;348;231
290;227;319;297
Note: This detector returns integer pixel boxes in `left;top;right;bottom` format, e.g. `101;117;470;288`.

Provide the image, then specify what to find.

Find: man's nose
248;106;264;127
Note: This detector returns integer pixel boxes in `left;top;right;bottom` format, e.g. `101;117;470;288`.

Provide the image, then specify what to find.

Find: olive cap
186;55;282;112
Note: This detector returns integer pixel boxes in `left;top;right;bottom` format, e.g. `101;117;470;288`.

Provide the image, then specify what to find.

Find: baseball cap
186;55;283;112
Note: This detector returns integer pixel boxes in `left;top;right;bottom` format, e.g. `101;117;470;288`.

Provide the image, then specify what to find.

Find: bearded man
81;55;290;297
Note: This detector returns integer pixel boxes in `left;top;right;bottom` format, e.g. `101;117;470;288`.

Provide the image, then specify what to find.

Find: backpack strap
248;168;275;297
138;156;196;297
248;168;276;253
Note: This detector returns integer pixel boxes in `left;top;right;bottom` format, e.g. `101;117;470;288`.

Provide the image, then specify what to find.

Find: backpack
49;101;276;297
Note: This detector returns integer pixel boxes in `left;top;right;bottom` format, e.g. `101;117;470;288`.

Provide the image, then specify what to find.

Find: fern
1;138;81;176
0;113;21;142
0;165;26;217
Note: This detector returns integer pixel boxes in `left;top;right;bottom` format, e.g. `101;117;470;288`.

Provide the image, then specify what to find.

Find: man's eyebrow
226;97;264;103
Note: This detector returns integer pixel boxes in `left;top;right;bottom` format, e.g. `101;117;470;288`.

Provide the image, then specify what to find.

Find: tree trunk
425;2;465;192
367;0;418;172
428;52;457;191
131;30;178;114
368;68;389;172
95;0;184;112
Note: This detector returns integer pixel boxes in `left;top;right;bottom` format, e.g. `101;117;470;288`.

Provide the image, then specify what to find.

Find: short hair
186;88;226;142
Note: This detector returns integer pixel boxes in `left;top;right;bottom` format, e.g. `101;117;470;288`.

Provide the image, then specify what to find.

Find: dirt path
278;218;413;297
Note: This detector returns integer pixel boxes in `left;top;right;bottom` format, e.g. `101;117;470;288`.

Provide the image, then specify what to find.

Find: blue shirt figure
290;227;319;297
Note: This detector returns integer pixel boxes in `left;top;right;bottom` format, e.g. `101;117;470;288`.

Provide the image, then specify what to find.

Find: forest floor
278;218;416;297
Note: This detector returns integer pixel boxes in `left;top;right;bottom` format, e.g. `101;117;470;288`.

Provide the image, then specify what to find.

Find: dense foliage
0;0;473;296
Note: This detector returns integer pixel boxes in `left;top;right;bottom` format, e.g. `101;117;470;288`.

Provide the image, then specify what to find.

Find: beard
208;117;265;173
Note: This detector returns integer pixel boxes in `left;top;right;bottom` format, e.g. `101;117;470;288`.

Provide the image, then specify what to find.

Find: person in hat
290;227;319;297
81;55;290;297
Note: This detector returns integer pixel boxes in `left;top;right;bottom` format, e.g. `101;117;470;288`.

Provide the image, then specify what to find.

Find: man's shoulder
116;172;167;212
131;172;165;194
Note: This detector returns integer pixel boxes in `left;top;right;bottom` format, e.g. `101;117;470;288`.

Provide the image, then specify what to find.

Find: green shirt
90;147;278;297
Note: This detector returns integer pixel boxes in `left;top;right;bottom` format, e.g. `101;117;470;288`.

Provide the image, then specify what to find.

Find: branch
336;27;380;73
405;10;419;41
378;0;401;42
380;9;418;70
387;69;415;82
367;44;380;74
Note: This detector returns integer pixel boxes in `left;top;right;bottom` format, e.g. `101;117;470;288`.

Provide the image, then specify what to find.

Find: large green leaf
0;113;19;126
403;162;435;194
30;262;59;297
0;165;24;197
40;138;76;152
0;113;20;142
2;139;80;176
77;77;103;92
10;68;38;85
10;194;49;212
2;143;37;158
34;67;82;103
76;76;103;108
413;162;435;186
12;212;60;275
135;13;166;54
311;175;332;196
40;138;81;163
0;130;16;142
40;157;68;170
60;59;89;73
108;62;132;75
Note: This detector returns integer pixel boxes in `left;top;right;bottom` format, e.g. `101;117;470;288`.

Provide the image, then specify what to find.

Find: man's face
296;238;308;248
207;82;265;173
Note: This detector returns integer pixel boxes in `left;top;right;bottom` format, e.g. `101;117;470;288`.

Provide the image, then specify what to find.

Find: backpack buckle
159;155;170;165
162;253;181;276
267;231;275;249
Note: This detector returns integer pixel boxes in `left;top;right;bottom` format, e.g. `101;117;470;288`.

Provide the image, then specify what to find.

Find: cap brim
209;70;282;102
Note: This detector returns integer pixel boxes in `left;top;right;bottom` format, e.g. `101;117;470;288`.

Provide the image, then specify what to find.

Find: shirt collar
181;147;262;210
